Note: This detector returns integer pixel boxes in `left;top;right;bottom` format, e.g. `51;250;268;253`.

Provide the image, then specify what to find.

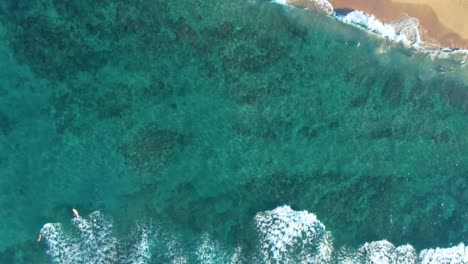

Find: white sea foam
272;0;418;45
390;15;420;44
419;243;468;264
305;0;334;15
336;10;425;46
40;223;80;264
119;224;152;264
156;231;189;264
335;242;418;264
272;0;468;63
335;12;468;64
72;212;118;263
40;212;152;264
272;0;333;15
254;205;333;263
360;240;417;264
255;207;467;264
40;212;118;264
40;207;468;264
195;233;243;263
337;11;401;40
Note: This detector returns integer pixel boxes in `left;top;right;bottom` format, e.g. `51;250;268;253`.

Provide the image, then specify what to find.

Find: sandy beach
328;0;468;49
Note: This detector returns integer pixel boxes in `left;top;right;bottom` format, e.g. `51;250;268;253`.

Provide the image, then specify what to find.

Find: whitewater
40;206;468;263
272;0;468;65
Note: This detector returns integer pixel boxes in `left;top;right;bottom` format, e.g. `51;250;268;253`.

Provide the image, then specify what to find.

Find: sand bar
328;0;468;49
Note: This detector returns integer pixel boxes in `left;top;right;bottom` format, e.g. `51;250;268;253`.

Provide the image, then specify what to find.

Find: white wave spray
254;206;333;263
271;0;333;15
40;206;467;264
271;0;468;64
40;211;151;264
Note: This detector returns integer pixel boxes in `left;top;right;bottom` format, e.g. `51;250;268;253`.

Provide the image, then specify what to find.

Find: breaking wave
254;206;333;263
271;0;468;64
40;206;467;263
335;10;420;45
40;211;151;264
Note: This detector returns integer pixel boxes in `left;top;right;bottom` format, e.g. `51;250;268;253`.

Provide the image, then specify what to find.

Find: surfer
72;208;79;218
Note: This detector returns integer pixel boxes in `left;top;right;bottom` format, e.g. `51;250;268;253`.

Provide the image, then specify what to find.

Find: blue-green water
0;0;467;263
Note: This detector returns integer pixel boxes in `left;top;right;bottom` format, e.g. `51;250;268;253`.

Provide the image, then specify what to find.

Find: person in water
38;208;80;243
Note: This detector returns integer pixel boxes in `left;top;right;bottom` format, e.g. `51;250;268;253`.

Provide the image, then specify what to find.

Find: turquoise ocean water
0;0;467;263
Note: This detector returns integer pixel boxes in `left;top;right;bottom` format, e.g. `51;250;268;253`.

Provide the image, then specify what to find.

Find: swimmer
37;234;42;242
72;208;79;218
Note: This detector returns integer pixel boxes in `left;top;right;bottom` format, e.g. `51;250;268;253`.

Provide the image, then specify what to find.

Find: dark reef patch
118;127;190;172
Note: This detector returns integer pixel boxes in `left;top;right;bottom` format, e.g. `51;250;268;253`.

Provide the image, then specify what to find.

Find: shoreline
273;0;468;65
328;0;468;50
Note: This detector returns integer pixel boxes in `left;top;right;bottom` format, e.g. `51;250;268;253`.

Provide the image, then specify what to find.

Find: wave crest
40;212;151;264
40;207;467;264
255;205;333;263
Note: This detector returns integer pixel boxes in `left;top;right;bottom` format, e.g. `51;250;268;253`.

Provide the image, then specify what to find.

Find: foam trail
40;223;80;264
40;212;119;264
40;207;468;264
148;225;193;264
195;233;239;263
119;224;152;264
40;212;152;264
72;211;118;263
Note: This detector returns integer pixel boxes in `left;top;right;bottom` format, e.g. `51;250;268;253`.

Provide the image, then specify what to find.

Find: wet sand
328;0;468;49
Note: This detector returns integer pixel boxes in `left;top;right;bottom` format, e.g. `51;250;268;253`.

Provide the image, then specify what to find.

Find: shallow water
0;0;466;263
